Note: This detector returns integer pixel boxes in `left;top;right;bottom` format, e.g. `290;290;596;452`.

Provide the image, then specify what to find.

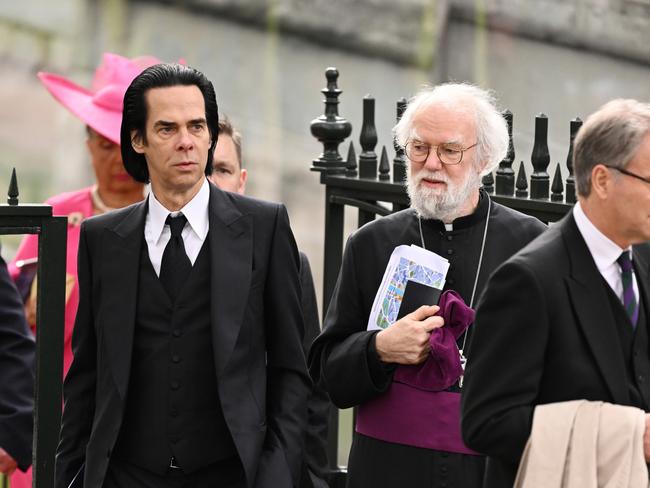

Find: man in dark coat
209;117;330;488
462;99;650;487
309;83;546;488
0;249;35;476
55;64;309;488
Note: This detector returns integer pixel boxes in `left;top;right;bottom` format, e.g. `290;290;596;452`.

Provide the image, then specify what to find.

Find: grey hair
574;99;650;197
393;83;508;176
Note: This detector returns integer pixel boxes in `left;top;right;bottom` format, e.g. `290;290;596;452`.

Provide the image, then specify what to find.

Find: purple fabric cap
393;290;474;391
356;290;479;454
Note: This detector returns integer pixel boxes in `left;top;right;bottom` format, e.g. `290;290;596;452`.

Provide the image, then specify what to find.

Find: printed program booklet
367;245;449;331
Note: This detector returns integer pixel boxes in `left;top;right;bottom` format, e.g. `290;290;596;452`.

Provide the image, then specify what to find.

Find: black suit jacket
55;183;310;488
461;212;650;487
0;251;35;471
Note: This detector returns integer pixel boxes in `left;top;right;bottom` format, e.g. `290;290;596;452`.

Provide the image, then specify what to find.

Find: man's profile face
87;129;143;196
608;133;650;245
133;84;211;195
407;103;482;220
209;134;247;194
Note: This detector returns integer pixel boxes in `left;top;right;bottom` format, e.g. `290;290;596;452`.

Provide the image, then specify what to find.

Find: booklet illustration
367;245;449;330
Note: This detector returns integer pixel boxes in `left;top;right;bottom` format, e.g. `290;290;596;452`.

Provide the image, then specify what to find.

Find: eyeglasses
404;140;478;165
604;165;650;186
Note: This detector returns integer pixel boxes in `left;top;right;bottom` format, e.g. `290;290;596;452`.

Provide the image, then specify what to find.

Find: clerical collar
417;189;489;232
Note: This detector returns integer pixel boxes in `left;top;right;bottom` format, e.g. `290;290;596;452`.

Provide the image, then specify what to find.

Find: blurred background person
0;247;35;488
209;118;330;488
210;119;247;194
7;52;162;488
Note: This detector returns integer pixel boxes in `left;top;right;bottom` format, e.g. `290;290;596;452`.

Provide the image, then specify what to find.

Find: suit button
446;235;453;241
171;381;180;390
447;249;454;256
639;375;645;383
447;278;455;286
172;355;181;363
172;329;181;337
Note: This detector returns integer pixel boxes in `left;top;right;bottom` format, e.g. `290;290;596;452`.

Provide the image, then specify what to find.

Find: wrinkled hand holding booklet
367;245;450;330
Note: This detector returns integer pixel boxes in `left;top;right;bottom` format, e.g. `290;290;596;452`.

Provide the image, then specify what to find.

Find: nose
423;147;443;171
176;127;194;152
109;145;122;166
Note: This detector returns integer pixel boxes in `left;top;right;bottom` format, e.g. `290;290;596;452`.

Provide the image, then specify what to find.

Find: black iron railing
1;169;67;488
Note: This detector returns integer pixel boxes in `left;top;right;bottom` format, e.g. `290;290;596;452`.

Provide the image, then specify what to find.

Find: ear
131;130;145;154
475;153;489;176
591;164;613;199
238;168;248;195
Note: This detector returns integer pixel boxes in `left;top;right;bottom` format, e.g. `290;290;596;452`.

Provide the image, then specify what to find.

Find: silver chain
417;196;491;379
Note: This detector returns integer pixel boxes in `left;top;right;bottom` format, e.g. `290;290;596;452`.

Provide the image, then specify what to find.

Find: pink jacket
9;186;93;378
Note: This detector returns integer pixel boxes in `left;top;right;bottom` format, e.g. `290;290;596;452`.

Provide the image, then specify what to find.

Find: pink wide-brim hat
38;53;163;145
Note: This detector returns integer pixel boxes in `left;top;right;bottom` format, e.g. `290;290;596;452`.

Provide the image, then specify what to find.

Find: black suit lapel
562;214;629;404
633;245;650;309
101;200;147;399
208;185;252;377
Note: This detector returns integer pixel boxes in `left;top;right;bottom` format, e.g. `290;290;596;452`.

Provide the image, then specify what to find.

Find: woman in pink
8;52;161;488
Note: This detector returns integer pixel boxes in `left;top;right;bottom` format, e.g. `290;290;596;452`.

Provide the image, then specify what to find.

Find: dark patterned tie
159;214;192;301
617;251;639;328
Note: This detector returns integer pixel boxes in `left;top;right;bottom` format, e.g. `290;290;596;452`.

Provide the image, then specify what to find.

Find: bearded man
308;83;546;488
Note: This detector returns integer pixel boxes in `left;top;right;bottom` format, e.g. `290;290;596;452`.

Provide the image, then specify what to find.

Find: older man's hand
0;447;18;476
375;305;443;365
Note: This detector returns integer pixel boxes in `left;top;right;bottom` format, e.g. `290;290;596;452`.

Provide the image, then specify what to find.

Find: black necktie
617;251;639;328
159;214;192;301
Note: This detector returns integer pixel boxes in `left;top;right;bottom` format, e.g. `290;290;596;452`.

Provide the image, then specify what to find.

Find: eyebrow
444;138;464;145
409;130;463;146
153;120;177;129
213;159;236;167
153;118;207;128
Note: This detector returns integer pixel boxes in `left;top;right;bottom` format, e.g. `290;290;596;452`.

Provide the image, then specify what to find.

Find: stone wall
0;0;131;71
4;0;649;69
158;0;450;68
451;0;650;65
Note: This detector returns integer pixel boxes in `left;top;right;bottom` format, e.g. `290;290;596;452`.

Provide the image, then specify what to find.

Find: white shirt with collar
144;178;210;277
573;201;638;304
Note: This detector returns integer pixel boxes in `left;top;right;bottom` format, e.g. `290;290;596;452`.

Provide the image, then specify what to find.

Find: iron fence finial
565;117;582;204
310;67;352;173
8;168;19;205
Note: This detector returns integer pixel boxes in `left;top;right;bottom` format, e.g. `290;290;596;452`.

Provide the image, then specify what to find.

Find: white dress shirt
144;178;210;276
573;201;638;304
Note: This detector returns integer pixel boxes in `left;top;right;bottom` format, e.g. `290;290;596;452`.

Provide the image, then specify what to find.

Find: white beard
406;167;482;222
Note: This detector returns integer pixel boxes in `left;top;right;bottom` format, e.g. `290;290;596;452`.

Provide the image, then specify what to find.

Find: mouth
174;162;198;171
420;177;447;189
113;173;132;182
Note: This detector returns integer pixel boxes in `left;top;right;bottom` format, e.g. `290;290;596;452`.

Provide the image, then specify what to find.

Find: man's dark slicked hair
121;63;218;183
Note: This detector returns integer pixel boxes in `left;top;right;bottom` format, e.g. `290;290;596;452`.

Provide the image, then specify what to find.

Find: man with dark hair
209;118;329;488
462;99;650;487
0;250;35;479
56;63;309;488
